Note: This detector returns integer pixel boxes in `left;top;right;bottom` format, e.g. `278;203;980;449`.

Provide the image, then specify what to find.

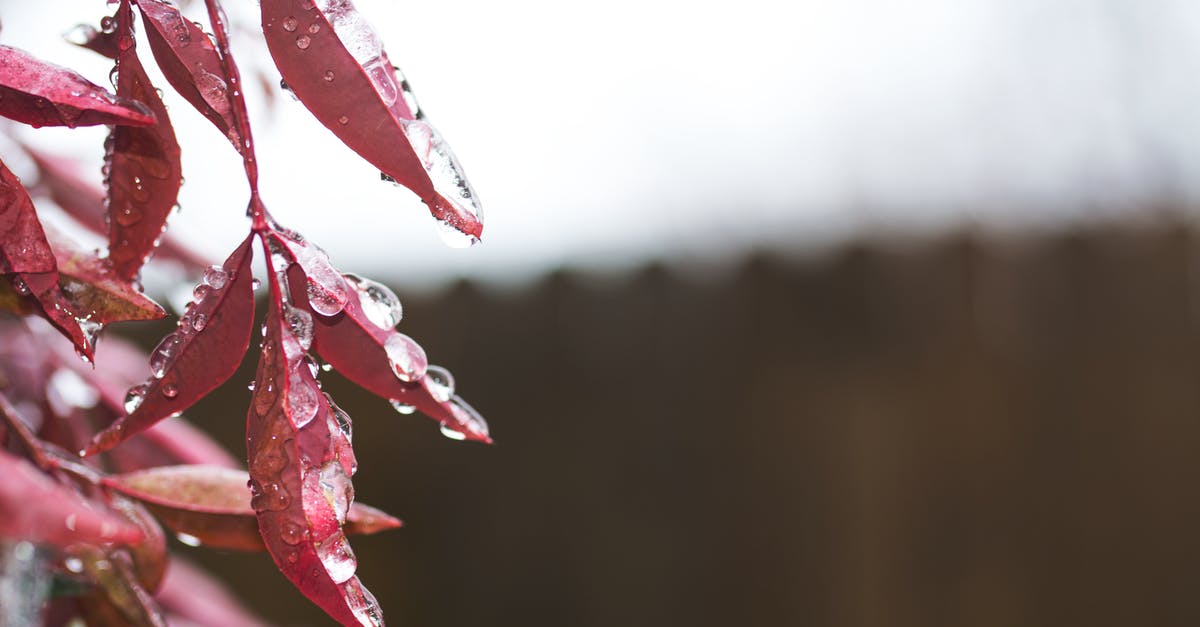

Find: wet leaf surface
85;234;256;456
105;0;184;280
106;464;401;552
0;44;155;128
138;0;244;152
259;0;483;244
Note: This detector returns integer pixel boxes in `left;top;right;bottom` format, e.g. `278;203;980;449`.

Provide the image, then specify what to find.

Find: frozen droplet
344;580;384;627
280;520;306;545
162;383;179;399
364;61;397;106
124;383;150;414
191;313;208;331
329;398;353;440
384;334;427;382
319;462;354;524
424;365;455;402
389;399;416;415
316;535;357;584
296;35;311;49
284;306;314;350
306;279;345;317
288;370;318;428
149;333;182;378
402;120;484;247
203;265;229;289
281;16;298;31
344;273;402;328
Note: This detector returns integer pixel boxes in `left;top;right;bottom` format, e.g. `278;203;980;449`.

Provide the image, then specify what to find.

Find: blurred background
6;0;1200;625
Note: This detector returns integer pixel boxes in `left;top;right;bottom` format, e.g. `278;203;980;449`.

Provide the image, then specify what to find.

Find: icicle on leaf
137;0;244;152
105;465;402;552
85;234;256;456
105;0;183;280
259;0;483;245
248;257;384;626
0;44;155;128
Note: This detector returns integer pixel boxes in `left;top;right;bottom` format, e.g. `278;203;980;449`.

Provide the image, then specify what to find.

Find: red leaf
259;0;484;244
272;231;490;443
0;44;155;128
85;234;256;456
247;259;384;626
65;22;121;60
0;158;95;357
108;494;170;593
47;226;167;325
106;465;401;552
25;147;210;270
105;1;184;280
0;448;144;547
137;0;244;152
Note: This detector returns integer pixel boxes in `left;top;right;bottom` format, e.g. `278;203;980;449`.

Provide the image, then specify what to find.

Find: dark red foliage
1;1;489;624
86;234;256;456
0;44;155;129
137;0;244;153
259;0;484;243
105;0;184;280
246;253;384;626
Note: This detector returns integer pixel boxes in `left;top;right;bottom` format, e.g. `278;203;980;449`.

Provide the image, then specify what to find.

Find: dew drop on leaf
149;332;182;378
384;334;427;382
191;313;208;331
389;400;416;415
424;365;455;402
439;422;466;441
162;383;179;399
124;382;150;413
295;35;311;49
203;265;229;289
280;520;306;545
193;283;212;302
281;16;298;32
316;535;357;584
344;273;402;329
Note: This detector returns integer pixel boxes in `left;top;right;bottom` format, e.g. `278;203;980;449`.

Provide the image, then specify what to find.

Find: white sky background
4;0;1200;288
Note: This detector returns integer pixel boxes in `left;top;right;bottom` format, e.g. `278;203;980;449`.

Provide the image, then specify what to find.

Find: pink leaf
106;465;401;552
155;557;271;627
85;234;256;456
137;0;243;152
105;0;184;280
0;44;155;128
259;0;483;245
0;448;143;547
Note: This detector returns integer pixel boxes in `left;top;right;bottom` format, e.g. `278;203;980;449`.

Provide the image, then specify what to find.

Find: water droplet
288;370;318;428
306;279;345;317
384;334;428;382
191;313;208;332
100;16;115;33
149;333;182;378
284;306;314;350
193;283;212;302
308;22;321;34
316;535;357;584
254;377;278;415
343;273;403;328
124;383;149;413
280;520;306;545
281;16;298;32
175;532;202;547
251;439;288;476
424;365;455;402
338;115;349;125
279;78;299;101
162;383;179;399
439;422;467;441
203;265;229;289
115;206;142;226
447;395;489;440
390;400;416;415
251;481;291;512
329;397;353;440
296;35;311;49
323;69;335;82
247;380;256;391
251;278;262;290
